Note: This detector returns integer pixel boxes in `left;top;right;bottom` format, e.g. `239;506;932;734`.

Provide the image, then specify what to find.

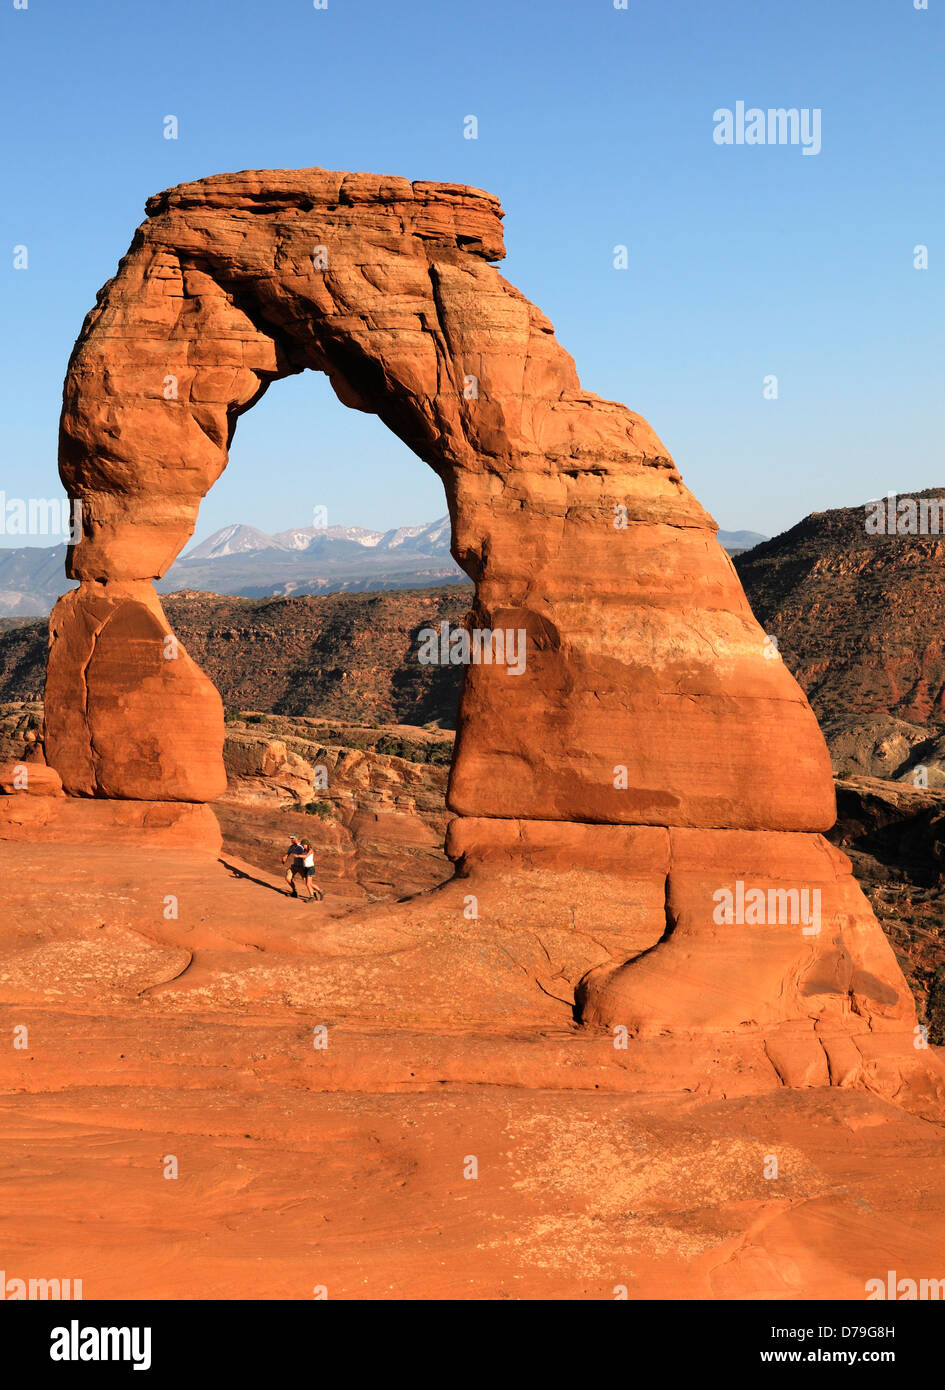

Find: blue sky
1;0;942;547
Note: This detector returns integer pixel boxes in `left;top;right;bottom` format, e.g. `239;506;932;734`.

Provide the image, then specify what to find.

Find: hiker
295;840;323;903
281;835;306;897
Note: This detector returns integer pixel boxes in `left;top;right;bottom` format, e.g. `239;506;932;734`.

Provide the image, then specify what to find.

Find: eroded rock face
44;167;932;1072
221;734;317;809
45;584;225;801
0;760;62;796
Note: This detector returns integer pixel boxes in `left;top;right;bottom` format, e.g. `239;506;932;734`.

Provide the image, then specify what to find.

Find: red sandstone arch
42;168;937;1085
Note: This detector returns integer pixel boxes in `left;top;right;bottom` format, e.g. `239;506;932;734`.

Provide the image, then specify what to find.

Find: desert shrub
927;965;945;1046
304;800;334;820
375;734;410;761
374;734;452;765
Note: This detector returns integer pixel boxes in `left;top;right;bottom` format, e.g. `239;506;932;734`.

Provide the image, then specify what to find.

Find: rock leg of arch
41;167;943;1102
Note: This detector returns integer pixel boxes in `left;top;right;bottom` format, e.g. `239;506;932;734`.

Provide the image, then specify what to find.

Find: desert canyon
2;168;945;1301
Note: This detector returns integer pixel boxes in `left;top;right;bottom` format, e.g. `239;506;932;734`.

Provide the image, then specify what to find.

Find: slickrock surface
2;832;945;1299
0;760;62;797
0;794;222;851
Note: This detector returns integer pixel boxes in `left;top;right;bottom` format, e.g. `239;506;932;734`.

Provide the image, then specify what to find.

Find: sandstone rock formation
0;792;221;851
221;732;318;809
0;760;62;796
46;584;225;801
40;167;939;1084
52;168;831;822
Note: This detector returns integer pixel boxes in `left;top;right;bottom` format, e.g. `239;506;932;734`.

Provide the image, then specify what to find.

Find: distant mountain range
159;515;461;603
718;529;768;553
0;517;766;617
0;543;70;618
184;516;453;560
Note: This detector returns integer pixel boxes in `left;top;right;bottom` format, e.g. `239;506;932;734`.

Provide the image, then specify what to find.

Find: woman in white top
295;840;323;902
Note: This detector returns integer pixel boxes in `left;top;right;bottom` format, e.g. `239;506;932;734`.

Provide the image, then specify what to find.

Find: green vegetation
375;733;451;765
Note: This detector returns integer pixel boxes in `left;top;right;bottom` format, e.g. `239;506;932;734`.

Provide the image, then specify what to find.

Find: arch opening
184;367;454;549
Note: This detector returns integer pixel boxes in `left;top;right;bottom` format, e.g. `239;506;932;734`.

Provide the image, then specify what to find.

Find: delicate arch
43;167;921;1058
49;166;832;828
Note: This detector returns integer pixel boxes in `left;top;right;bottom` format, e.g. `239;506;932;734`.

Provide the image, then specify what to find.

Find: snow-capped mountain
182;516;452;561
159;516;463;601
184;524;284;560
376;517;452;553
271;524;384;551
